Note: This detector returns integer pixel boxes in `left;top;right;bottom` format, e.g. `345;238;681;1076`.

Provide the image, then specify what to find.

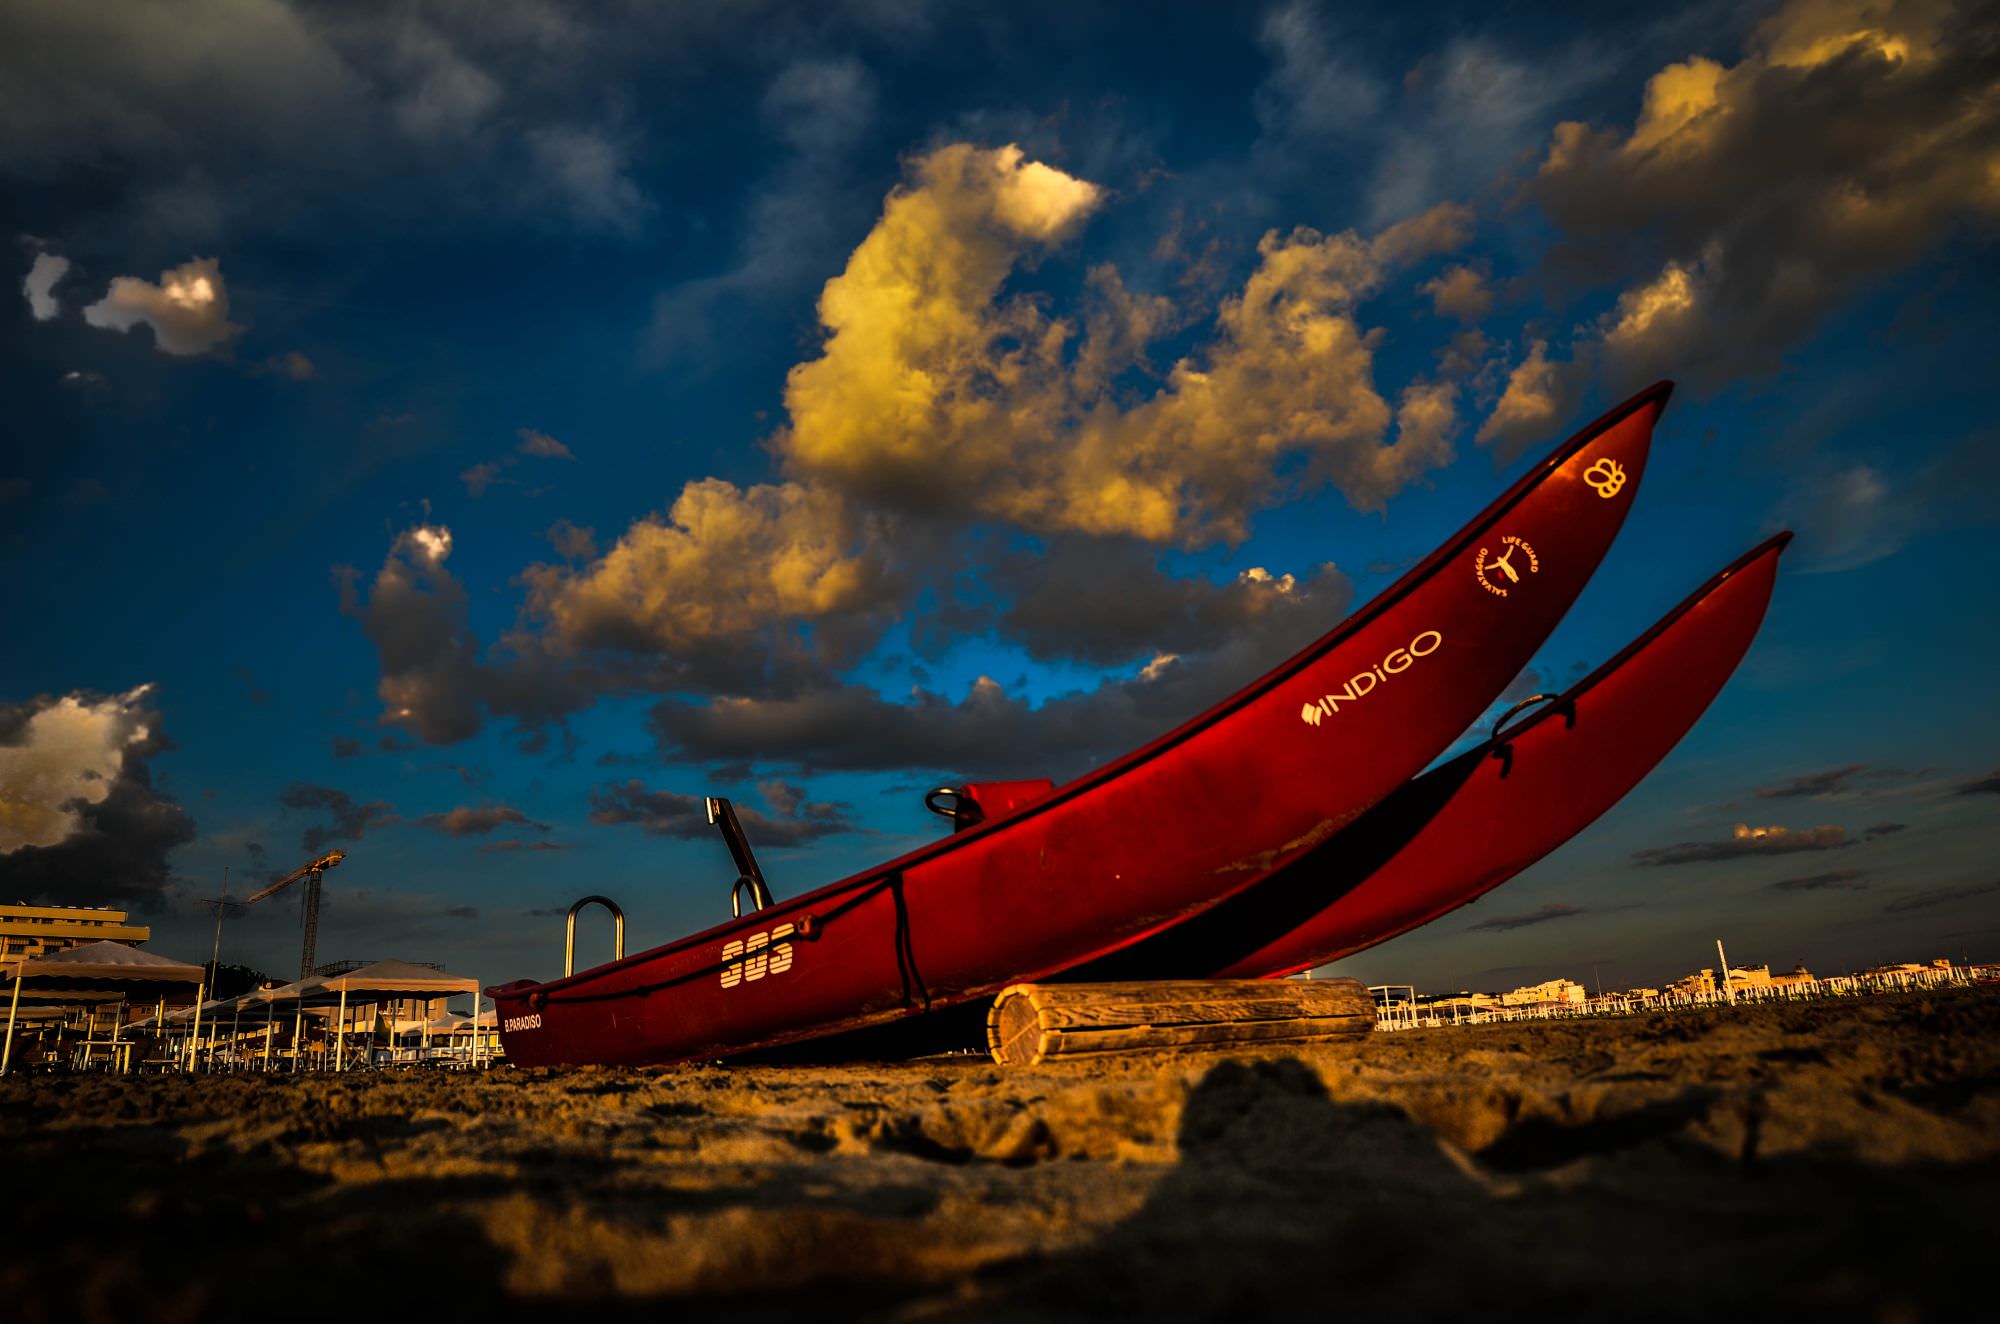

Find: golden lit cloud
1474;340;1582;459
1519;0;1998;394
778;144;1451;546
525;479;893;654
81;256;242;355
0;686;156;852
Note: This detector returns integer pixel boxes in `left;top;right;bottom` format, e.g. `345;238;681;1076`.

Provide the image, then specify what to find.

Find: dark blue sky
3;0;1996;994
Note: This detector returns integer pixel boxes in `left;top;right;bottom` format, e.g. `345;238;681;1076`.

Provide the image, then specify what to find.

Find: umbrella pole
2;972;21;1078
335;988;348;1072
293;1004;304;1073
231;1001;243;1074
264;1018;274;1070
155;997;165;1072
421;998;431;1062
187;982;207;1073
113;997;126;1074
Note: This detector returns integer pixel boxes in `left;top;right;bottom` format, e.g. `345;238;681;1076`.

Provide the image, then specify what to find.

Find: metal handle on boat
564;896;625;978
924;787;963;821
1490;693;1565;742
730;875;766;919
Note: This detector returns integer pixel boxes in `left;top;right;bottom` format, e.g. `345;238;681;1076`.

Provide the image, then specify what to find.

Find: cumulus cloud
775;143;1453;547
342;511;875;747
460;462;506;498
517;427;573;460
1466;902;1587;933
1420;264;1493;322
338;524;487;745
0;685;195;905
81;257;242;355
22;252;70;320
277;782;396;853
1523;0;2000;391
414;804;548;837
1474;339;1588;461
588;778;858;846
649;586;1360;781
522;479;899;659
345;144;1460;749
979;544;1352;667
1632;821;1854;865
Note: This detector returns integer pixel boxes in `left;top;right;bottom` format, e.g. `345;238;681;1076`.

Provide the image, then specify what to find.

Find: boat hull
492;385;1668;1067
1077;533;1789;983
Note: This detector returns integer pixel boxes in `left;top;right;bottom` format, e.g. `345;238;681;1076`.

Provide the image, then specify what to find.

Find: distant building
0;903;151;962
1499;978;1586;1007
1661;962;1817;997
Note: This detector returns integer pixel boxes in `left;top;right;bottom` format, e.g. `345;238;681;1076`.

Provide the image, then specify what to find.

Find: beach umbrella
2;941;203;1076
307;960;482;1070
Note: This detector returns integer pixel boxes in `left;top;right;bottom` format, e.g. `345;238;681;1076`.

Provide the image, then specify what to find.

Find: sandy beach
6;989;1996;1322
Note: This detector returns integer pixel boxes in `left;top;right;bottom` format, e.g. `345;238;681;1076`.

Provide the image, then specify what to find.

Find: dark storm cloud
444;905;479;920
1767;868;1869;893
1882;880;2000;914
339;518;866;748
1632;823;1853;866
336;527;485;745
589;779;858;847
650;545;1370;779
413;805;548;838
0;687;196;908
964;539;1352;668
1955;769;2000;796
1865;822;1907;838
277;781;395;853
1521;0;2000;394
1466;902;1587;933
330;735;362;759
0;1;721;245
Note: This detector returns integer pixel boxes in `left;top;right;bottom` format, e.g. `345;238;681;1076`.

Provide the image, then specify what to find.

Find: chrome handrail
564;895;626;978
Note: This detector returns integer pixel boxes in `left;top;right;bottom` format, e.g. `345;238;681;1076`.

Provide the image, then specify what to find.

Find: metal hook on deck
924;787;963;821
564;895;625;978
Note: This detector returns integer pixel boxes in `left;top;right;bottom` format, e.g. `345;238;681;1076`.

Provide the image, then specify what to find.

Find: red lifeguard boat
491;384;1668;1067
1073;532;1791;982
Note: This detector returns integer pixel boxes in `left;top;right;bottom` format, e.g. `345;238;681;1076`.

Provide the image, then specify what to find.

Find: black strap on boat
1488;692;1576;778
707;797;774;913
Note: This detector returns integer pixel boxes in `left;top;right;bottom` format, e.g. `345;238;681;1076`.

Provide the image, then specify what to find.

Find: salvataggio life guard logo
1300;631;1444;727
1475;535;1539;598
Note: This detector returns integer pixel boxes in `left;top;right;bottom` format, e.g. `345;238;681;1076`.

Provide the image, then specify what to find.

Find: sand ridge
4;990;1996;1320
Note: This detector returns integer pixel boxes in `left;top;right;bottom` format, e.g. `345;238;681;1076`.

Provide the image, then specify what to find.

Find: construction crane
245;849;345;979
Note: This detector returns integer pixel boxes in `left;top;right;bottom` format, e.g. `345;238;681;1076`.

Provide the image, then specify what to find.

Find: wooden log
987;978;1374;1066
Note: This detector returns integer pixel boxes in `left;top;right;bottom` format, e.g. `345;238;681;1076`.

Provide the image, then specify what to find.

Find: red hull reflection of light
490;385;1669;1067
1097;533;1788;983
